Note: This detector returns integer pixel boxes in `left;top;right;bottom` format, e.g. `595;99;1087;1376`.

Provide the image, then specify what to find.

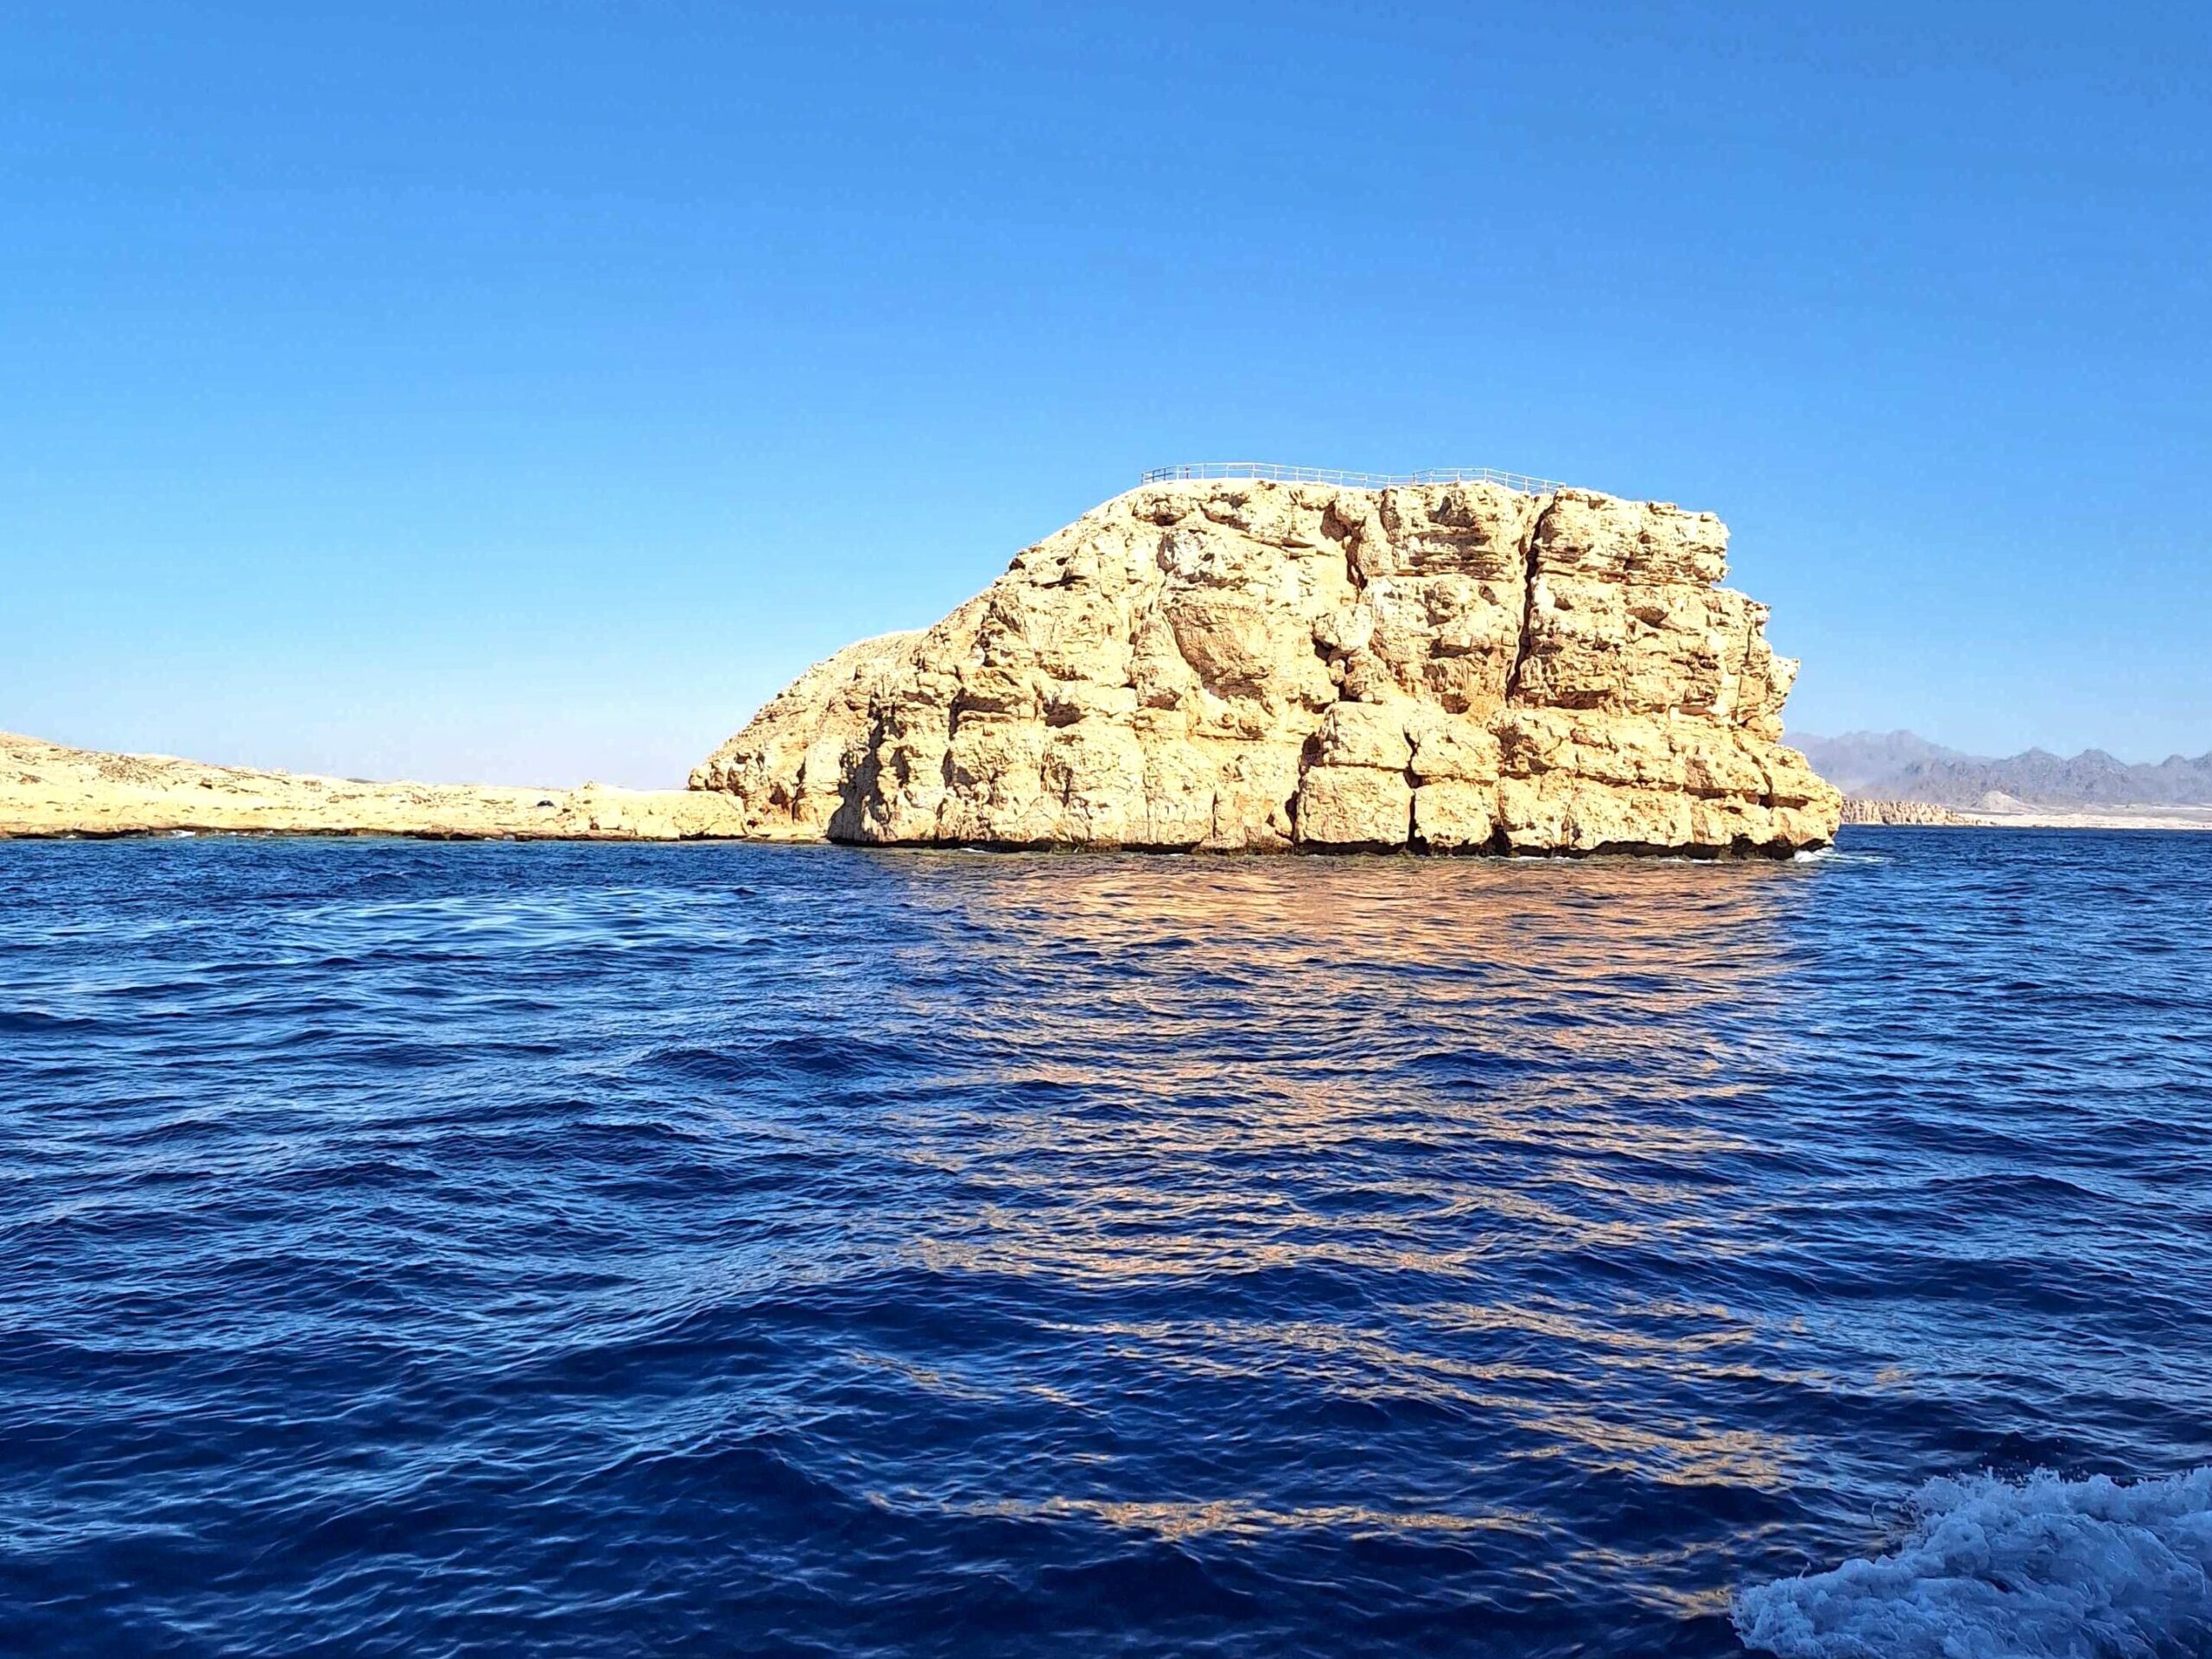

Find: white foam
1793;845;1888;866
1734;1468;2212;1658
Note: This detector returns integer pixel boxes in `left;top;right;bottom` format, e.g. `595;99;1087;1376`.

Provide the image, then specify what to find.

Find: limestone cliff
692;478;1840;855
1839;798;1971;826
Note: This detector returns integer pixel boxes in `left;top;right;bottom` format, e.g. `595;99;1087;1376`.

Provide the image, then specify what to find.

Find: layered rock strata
0;733;751;841
693;479;1840;855
1839;798;1971;826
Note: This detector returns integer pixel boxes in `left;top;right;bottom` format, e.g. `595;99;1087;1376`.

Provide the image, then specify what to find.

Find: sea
3;828;2208;1659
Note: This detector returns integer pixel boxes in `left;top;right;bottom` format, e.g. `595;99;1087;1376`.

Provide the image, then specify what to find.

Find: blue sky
4;1;2207;785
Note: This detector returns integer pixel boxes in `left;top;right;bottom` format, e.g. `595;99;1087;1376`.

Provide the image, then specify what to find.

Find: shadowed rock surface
693;478;1840;855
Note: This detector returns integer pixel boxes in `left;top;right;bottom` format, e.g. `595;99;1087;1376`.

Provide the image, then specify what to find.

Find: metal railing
1140;461;1572;494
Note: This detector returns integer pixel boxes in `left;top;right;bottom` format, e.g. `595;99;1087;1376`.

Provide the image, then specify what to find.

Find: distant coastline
15;727;2212;843
1843;794;2212;831
0;731;748;842
1802;729;2212;812
1839;798;1970;826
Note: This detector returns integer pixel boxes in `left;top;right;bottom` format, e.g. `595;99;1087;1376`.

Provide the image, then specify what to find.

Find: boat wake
1735;1468;2212;1658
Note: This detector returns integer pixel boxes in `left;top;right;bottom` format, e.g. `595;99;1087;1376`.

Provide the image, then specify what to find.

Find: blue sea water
3;828;2209;1659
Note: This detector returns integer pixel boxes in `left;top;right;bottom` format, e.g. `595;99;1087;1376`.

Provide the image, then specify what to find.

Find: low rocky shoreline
10;731;2205;845
1841;794;2212;831
0;733;750;842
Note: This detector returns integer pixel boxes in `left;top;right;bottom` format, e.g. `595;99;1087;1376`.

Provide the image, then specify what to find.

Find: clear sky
4;1;2208;785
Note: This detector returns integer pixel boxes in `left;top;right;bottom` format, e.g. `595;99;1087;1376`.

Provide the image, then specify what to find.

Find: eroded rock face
1839;798;1971;826
690;480;1840;855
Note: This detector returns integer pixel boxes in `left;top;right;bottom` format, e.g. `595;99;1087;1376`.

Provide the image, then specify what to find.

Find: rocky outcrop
692;478;1840;855
0;733;752;841
1839;798;1971;825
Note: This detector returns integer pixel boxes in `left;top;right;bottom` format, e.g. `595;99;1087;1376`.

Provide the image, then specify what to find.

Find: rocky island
3;473;1840;855
694;474;1840;855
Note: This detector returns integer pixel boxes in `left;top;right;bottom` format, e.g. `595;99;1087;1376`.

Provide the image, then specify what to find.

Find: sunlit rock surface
0;733;750;841
693;479;1840;855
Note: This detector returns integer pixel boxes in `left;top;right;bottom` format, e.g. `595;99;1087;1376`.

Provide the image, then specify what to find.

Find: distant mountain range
1793;730;2212;808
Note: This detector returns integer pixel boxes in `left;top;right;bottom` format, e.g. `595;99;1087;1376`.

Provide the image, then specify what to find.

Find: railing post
1140;462;1571;495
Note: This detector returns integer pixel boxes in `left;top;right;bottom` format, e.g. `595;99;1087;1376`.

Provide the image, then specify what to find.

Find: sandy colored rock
0;733;752;841
693;478;1841;855
1840;798;1973;826
685;630;922;840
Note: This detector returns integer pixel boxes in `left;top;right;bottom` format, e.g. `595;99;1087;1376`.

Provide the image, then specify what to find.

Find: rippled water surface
4;830;2209;1657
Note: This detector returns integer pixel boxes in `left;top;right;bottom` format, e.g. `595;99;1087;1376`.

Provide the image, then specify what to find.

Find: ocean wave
1795;845;1887;867
1734;1467;2212;1658
10;835;2212;1658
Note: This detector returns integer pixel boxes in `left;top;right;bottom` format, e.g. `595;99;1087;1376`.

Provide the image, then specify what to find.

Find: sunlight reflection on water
3;833;2208;1657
